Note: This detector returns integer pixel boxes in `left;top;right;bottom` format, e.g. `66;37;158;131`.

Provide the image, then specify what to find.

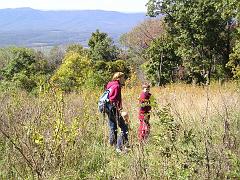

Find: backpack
98;88;112;113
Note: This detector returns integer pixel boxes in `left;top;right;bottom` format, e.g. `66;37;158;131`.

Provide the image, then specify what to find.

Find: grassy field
0;82;239;179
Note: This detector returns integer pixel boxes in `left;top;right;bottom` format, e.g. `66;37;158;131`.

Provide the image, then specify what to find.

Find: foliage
88;29;119;62
50;51;93;91
120;18;167;81
144;33;180;86
50;46;130;91
120;18;165;59
227;40;240;78
0;47;49;92
94;60;131;86
227;151;240;178
226;6;240;79
47;42;131;91
0;47;14;69
66;43;88;55
47;46;65;71
147;0;239;81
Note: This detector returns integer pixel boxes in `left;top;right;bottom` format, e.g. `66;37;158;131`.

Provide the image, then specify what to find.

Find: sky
0;0;148;13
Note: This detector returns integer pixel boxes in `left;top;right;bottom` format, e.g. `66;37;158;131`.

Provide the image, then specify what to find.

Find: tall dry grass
0;82;239;179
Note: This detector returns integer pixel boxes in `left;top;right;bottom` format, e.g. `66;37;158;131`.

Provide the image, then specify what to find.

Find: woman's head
112;72;125;85
112;72;124;81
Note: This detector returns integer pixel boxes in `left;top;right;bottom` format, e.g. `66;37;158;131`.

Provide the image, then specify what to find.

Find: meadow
0;82;239;179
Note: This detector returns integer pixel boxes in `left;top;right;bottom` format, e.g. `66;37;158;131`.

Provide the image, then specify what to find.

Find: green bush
0;47;49;92
50;52;93;91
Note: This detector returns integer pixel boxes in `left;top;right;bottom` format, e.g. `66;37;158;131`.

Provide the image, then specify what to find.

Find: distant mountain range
0;8;147;48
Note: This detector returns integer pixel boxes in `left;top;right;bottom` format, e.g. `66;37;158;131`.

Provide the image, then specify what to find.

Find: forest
0;0;239;179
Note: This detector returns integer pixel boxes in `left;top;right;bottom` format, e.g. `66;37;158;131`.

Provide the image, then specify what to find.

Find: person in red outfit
138;83;152;142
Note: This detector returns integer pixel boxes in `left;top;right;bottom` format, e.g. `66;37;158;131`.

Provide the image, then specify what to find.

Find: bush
0;47;49;92
50;52;92;91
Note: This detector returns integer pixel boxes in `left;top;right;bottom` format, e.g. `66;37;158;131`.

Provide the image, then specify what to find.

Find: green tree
0;47;14;70
1;47;48;91
144;34;180;86
94;60;130;86
147;0;239;81
225;0;240;79
88;29;118;62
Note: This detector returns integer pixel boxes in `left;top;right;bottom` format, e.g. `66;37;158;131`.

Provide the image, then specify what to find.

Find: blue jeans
106;105;129;148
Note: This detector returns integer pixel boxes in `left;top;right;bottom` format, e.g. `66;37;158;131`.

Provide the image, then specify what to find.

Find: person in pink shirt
106;72;124;111
138;83;152;142
105;72;126;149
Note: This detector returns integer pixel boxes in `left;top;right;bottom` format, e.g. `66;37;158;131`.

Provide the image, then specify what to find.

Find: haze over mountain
0;8;146;47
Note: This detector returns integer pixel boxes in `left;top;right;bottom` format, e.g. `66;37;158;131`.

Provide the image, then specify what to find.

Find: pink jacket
106;80;122;109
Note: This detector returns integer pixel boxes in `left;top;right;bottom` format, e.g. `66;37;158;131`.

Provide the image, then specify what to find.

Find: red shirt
139;91;151;114
106;80;122;109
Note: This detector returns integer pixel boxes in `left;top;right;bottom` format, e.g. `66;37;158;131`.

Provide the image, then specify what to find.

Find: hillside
0;8;146;47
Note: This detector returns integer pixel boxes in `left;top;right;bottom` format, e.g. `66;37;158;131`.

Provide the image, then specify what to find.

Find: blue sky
0;0;148;12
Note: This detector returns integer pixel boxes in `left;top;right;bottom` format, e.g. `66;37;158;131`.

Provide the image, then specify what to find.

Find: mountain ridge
0;8;147;47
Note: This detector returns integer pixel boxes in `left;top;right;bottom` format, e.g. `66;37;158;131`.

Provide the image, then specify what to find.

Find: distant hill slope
0;8;146;47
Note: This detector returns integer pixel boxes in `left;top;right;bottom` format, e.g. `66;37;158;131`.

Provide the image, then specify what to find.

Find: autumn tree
51;51;130;91
120;18;165;64
120;18;167;81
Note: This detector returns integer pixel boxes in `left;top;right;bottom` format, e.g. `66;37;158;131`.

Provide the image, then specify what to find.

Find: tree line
0;0;239;92
141;0;240;83
121;0;240;85
0;29;130;93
